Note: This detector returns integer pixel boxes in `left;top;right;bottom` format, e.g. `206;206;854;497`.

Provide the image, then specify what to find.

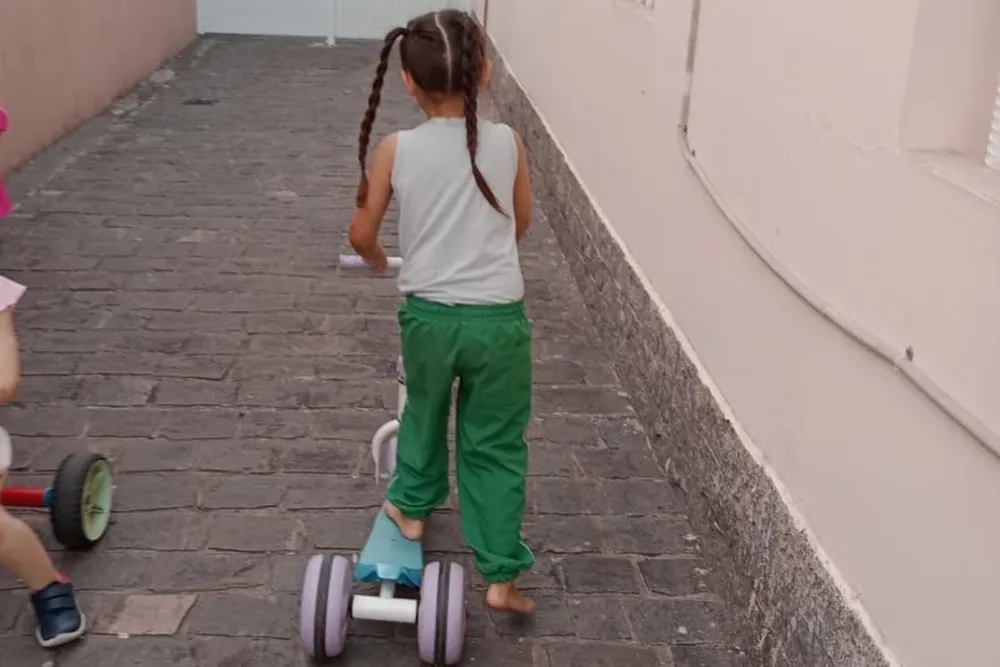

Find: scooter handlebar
339;254;403;270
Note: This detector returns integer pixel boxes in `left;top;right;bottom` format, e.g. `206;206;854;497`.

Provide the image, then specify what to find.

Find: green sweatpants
386;295;535;584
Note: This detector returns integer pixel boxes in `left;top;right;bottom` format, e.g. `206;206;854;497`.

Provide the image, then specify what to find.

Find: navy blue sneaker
30;579;86;648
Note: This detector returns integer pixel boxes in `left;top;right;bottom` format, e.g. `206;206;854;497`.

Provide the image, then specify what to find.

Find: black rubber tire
51;453;112;550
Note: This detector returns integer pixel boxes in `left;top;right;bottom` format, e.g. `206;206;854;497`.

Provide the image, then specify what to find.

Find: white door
196;0;337;40
335;0;472;40
196;0;472;41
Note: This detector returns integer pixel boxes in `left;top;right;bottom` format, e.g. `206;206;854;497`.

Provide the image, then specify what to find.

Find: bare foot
486;582;535;616
384;502;424;540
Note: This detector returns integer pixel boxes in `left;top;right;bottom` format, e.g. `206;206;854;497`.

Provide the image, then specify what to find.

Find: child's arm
348;133;397;271
512;130;533;243
0;306;19;405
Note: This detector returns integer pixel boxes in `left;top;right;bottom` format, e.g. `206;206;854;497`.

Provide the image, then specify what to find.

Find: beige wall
480;0;1000;665
0;0;197;171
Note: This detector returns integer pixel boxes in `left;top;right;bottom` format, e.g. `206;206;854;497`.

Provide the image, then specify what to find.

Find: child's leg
0;291;85;646
0;490;86;647
384;300;458;540
0;499;61;590
0;308;49;586
0;305;21;404
454;304;535;615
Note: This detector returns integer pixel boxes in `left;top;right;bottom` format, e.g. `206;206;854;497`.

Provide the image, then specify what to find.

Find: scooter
298;254;467;666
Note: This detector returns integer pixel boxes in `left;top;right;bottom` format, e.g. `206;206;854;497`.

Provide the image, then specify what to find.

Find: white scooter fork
371;355;405;481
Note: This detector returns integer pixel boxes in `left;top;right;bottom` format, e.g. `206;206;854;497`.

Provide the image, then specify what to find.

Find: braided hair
355;11;506;216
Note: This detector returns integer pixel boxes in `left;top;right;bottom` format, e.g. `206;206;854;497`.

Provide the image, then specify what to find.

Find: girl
0;105;86;648
348;10;536;615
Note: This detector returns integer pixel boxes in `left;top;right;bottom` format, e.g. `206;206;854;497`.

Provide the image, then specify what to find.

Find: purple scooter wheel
417;561;467;665
299;554;352;659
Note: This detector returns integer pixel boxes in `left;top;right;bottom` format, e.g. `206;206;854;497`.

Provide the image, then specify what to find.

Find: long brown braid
355;11;507;216
458;13;506;216
356;26;408;207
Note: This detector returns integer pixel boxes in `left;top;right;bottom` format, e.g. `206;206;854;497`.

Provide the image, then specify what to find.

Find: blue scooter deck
355;508;423;588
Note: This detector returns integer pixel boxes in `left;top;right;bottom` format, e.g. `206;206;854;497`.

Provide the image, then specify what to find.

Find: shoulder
479;120;521;164
481;120;521;146
479;119;513;137
372;132;400;165
375;131;400;154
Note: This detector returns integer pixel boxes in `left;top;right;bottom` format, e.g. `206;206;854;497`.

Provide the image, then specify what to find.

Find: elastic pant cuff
479;563;534;584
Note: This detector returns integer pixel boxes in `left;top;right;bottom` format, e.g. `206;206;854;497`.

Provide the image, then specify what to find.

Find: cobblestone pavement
0;39;747;666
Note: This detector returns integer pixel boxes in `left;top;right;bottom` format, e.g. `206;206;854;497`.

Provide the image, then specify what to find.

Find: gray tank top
391;117;523;305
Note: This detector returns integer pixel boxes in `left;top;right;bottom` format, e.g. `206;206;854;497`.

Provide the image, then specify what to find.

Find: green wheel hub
80;459;113;543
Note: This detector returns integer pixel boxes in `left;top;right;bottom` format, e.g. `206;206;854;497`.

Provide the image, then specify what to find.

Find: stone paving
0;39;747;666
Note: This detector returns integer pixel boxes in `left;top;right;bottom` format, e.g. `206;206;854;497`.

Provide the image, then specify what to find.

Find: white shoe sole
35;613;87;649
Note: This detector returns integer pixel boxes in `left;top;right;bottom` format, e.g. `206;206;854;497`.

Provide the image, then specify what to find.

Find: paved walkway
0;39;745;666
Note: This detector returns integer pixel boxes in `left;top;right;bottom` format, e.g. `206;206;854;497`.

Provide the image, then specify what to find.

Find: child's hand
370;246;389;273
0;308;20;405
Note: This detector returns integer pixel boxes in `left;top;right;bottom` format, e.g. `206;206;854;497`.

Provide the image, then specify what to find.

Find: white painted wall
478;0;1000;666
0;0;196;170
196;0;472;40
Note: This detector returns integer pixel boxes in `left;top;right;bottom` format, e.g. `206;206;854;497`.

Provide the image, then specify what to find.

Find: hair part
355;11;507;216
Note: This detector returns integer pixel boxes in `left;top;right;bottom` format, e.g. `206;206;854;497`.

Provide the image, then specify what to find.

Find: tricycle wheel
51;453;113;550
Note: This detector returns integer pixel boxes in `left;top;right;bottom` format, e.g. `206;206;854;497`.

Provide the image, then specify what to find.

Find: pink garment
0;276;24;310
0;106;11;219
0;106;21;308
